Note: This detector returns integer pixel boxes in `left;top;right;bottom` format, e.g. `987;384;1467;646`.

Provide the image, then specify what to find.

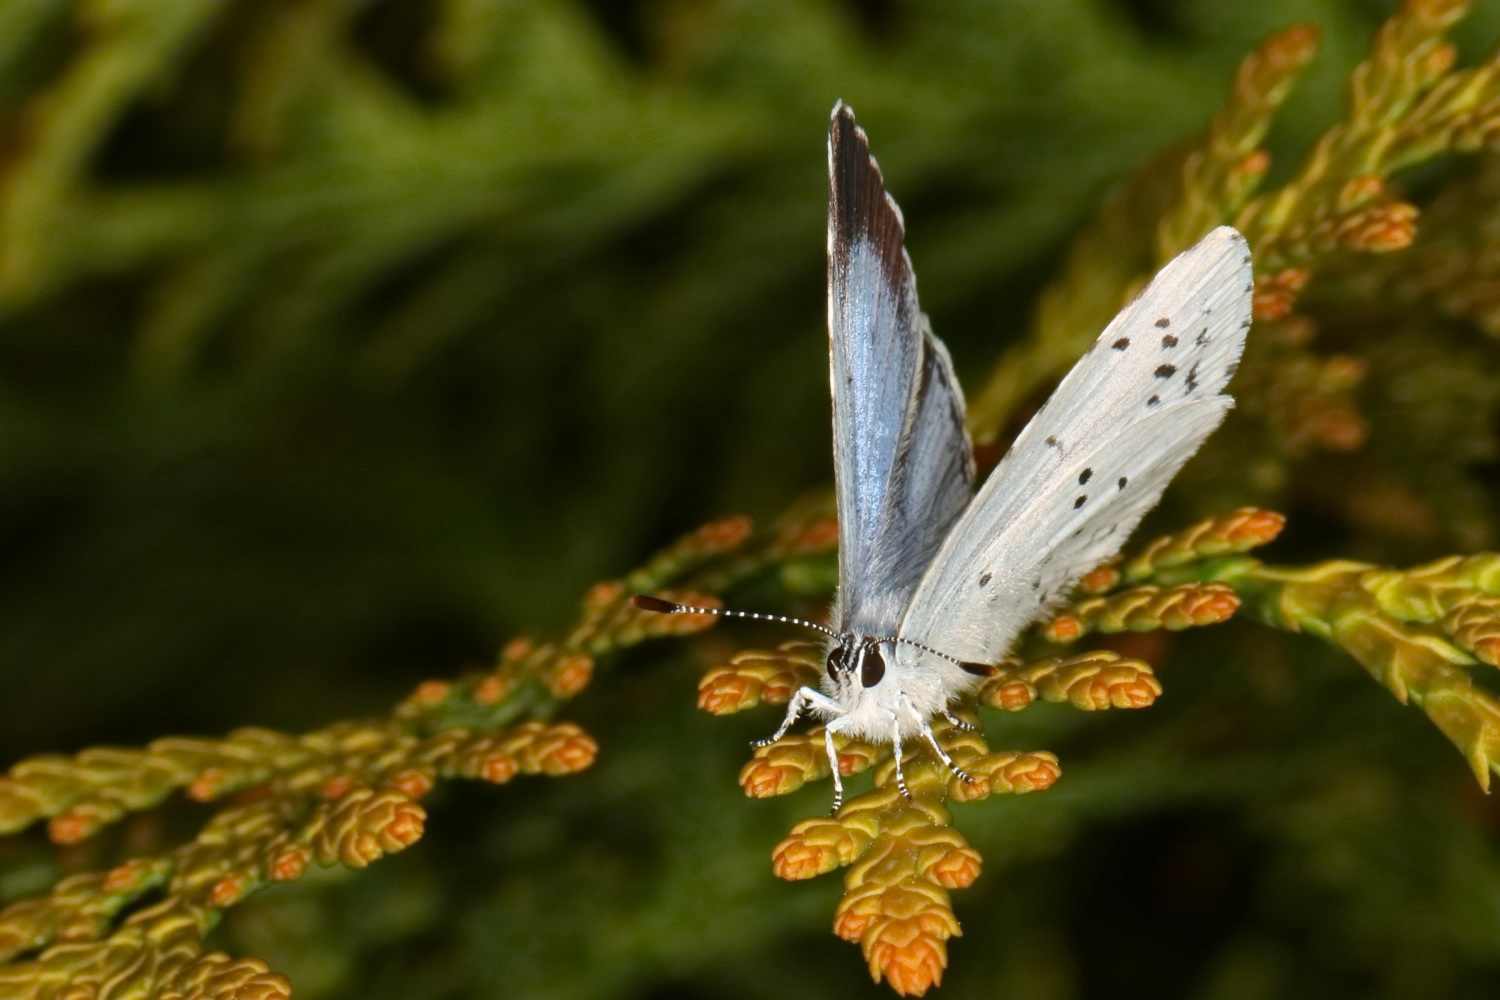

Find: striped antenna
875;634;997;677
630;594;840;640
631;594;994;676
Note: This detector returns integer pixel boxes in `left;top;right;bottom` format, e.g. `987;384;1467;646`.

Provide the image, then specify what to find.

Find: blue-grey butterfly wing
828;102;975;637
900;227;1252;664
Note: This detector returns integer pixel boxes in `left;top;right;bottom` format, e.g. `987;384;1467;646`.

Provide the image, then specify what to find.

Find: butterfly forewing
1002;228;1250;479
828;103;974;637
899;228;1253;664
900;397;1231;662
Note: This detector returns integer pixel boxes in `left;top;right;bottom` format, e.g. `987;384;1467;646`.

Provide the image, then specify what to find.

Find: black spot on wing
1185;361;1200;392
1112;338;1130;350
1162;334;1178;348
978;572;992;587
1154;317;1170;328
1074;494;1087;508
1046;435;1061;449
1078;468;1092;484
1196;328;1210;345
1155;364;1176;378
1147;395;1161;408
1117;476;1128;489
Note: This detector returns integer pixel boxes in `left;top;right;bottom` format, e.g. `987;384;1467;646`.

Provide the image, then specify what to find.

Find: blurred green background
3;1;1500;998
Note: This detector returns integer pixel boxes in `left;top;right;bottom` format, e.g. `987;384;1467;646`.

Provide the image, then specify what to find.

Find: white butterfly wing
900;227;1253;663
828;103;974;638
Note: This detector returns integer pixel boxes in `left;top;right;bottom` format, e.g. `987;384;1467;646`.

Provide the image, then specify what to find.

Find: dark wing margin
827;102;973;637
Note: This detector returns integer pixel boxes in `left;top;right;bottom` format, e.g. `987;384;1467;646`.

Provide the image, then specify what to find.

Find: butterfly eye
825;646;847;681
860;645;886;688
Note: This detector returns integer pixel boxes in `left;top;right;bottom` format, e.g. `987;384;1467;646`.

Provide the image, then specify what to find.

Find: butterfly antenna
631;594;840;640
882;635;997;678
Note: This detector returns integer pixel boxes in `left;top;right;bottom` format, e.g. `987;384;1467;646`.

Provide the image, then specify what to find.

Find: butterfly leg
888;715;912;801
941;709;976;732
822;715;859;814
919;716;975;785
753;685;842;748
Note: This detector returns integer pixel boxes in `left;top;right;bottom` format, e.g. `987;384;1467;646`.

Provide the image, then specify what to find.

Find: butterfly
636;102;1253;811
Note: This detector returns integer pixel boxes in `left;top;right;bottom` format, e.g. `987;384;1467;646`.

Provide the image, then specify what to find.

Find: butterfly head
627;594;996;715
824;636;887;691
826;632;994;698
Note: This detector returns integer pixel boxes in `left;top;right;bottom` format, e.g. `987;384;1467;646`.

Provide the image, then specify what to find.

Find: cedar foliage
3;2;1500;998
